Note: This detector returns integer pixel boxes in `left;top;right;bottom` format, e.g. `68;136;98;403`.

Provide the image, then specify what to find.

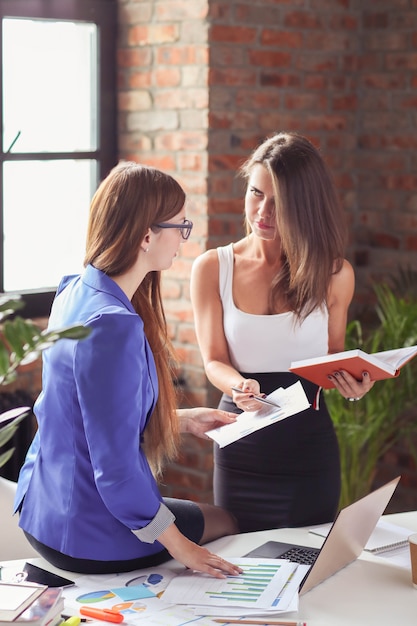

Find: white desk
2;511;417;626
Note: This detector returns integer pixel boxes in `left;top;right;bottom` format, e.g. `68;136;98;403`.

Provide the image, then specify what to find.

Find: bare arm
327;259;374;398
177;407;237;438
158;523;242;579
190;250;262;409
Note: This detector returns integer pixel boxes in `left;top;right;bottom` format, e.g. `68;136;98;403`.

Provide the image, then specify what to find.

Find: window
0;0;117;317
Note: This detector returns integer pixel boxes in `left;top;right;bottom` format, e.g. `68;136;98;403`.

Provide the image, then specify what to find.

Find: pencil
212;620;306;626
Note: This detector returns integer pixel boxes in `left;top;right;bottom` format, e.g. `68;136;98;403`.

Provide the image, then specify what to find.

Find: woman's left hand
328;370;374;401
178;407;237;438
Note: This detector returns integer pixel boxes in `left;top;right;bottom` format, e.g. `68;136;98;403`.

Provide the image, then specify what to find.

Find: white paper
205;381;310;447
161;558;297;610
190;562;309;617
62;567;179;622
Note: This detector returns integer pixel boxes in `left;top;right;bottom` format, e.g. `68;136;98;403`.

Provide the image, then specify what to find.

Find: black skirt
214;372;341;533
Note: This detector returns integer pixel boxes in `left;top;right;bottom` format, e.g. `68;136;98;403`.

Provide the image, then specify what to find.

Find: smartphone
23;562;75;587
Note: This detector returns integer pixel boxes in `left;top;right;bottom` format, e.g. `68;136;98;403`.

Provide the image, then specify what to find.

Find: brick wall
7;1;416;509
116;0;417;508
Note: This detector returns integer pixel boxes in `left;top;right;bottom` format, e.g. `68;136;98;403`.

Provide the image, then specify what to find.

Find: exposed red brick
11;0;414;510
210;24;257;43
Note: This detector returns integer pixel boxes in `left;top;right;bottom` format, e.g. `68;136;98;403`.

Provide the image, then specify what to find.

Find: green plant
325;281;417;509
0;295;90;468
0;407;31;468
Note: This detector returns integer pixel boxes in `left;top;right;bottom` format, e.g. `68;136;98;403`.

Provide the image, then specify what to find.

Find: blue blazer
14;265;172;561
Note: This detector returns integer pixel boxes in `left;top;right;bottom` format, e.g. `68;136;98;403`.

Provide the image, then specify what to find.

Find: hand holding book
289;345;417;389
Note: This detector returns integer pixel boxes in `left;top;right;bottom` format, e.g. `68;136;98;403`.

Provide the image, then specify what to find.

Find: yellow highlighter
61;617;81;626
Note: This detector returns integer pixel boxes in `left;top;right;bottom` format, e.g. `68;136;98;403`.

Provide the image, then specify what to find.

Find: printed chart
162;558;296;609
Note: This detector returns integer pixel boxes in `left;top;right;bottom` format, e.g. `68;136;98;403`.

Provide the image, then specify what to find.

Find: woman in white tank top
191;132;374;532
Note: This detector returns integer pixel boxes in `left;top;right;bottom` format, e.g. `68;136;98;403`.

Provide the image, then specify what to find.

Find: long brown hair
240;132;347;318
84;161;186;477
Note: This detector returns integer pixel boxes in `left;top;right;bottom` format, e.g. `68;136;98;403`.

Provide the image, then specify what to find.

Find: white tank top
218;243;329;372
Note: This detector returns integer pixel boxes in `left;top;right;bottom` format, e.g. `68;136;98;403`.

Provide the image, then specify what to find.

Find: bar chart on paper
162;559;297;609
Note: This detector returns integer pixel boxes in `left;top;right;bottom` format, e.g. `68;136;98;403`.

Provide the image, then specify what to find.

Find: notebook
244;475;401;595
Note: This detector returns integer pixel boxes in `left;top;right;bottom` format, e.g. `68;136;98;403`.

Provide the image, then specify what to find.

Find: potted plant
325;275;417;508
0;295;90;468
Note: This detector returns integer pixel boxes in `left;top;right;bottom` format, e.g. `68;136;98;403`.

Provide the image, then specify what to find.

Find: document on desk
162;558;297;610
187;562;309;618
205;381;310;447
61;566;180;621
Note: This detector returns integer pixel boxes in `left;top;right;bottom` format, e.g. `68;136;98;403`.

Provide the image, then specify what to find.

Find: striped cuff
131;502;176;544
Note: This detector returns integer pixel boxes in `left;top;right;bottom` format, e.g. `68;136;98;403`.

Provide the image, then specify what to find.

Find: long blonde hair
84;162;186;477
240;132;347;318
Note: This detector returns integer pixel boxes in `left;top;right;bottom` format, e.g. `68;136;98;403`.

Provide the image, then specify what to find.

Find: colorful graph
162;558;297;610
76;590;115;603
206;563;284;604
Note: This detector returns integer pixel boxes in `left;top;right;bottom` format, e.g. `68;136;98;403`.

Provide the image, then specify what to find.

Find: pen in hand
230;386;281;409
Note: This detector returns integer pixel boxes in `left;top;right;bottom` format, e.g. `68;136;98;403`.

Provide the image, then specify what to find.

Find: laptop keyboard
279;546;318;565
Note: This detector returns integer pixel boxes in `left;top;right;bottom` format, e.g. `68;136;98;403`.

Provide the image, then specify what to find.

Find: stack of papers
61;560;307;625
161;558;309;620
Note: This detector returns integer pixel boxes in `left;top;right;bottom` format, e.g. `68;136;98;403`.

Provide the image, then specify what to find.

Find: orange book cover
289;345;417;389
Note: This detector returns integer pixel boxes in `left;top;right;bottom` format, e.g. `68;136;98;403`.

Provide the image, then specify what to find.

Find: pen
213;617;307;626
230;386;281;409
61;616;88;623
79;608;124;623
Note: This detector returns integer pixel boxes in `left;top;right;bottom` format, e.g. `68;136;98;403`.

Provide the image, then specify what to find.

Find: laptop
244;475;401;595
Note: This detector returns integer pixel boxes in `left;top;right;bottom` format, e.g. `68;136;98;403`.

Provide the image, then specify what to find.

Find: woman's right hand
159;528;242;579
231;378;264;411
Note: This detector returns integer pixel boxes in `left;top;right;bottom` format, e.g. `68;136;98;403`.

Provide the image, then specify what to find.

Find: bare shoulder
334;258;354;283
328;259;355;305
190;249;220;294
191;248;219;275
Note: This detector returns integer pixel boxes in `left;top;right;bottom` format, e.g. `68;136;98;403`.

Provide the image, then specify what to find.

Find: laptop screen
245;476;401;595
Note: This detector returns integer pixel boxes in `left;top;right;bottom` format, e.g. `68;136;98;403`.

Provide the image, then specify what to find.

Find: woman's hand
328;370;375;401
231;378;265;412
178;407;238;438
159;527;243;579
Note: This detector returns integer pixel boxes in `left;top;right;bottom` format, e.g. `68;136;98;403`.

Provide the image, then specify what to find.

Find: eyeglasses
153;219;193;241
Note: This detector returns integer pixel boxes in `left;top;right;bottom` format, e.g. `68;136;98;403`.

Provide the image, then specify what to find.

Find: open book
289;345;417;389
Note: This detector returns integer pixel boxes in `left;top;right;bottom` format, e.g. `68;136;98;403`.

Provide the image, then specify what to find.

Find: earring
141;246;149;253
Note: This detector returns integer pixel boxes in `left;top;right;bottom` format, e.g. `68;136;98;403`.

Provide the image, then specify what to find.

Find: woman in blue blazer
14;162;241;577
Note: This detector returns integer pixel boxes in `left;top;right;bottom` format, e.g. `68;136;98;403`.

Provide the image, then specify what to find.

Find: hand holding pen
231;384;280;411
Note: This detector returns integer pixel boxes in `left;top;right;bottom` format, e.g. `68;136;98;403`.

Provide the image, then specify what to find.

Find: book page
373;345;417;369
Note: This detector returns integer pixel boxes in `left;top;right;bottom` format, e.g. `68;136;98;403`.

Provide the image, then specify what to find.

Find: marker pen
79;607;124;623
